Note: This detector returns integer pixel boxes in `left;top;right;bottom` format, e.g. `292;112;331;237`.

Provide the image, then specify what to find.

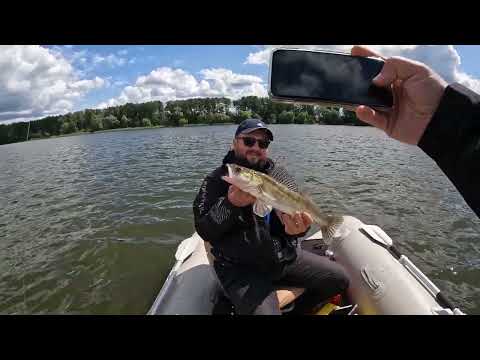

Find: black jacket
419;83;480;218
193;151;307;276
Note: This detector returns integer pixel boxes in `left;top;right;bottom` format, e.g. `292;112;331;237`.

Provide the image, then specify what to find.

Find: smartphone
268;48;393;111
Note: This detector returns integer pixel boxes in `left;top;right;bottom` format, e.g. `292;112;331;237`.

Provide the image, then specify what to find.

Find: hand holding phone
268;46;448;145
351;45;448;145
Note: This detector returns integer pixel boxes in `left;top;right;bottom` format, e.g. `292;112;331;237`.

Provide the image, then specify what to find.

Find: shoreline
28;123;221;142
15;123;365;144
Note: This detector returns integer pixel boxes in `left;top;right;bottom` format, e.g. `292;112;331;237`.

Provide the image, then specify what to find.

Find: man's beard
234;153;267;171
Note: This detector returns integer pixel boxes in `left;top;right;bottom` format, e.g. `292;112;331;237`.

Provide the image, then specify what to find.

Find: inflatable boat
148;216;465;315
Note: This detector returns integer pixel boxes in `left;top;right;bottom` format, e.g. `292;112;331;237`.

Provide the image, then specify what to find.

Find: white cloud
70;49;88;63
69;77;105;92
60;48;131;73
97;67;267;109
92;53;126;67
244;45;480;93
113;80;128;87
244;48;272;65
0;45;106;124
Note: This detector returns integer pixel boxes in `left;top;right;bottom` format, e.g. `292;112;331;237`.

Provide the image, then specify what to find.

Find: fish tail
320;214;344;244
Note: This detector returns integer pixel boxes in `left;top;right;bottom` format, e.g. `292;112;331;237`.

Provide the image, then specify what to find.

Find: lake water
1;125;479;314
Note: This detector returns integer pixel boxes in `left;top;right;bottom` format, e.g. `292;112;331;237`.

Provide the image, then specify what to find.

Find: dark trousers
214;249;350;315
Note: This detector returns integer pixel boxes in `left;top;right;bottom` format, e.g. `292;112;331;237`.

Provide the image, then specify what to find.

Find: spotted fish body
222;163;344;243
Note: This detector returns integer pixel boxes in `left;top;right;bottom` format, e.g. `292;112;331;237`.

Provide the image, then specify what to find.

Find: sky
1;45;480;124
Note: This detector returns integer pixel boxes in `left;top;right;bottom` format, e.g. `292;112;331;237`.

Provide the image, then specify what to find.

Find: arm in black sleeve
418;83;480;217
193;170;244;245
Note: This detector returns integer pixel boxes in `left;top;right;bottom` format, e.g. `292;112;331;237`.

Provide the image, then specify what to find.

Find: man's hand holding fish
278;211;313;236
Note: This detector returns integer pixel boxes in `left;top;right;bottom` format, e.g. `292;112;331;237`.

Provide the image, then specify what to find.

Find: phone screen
270;49;393;108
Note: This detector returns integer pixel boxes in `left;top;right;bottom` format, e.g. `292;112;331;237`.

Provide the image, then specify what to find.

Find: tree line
0;96;367;145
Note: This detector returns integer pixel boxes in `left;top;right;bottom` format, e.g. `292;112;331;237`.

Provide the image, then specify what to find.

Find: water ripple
1;125;479;314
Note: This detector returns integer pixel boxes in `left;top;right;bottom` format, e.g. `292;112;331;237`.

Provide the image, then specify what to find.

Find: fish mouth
226;163;234;178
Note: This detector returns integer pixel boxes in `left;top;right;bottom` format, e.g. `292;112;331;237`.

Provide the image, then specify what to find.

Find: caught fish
222;163;344;244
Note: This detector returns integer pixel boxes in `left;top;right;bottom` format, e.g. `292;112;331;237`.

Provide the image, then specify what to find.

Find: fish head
222;163;263;194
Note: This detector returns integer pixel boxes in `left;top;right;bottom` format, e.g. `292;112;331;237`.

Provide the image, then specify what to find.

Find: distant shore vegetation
0;96;368;145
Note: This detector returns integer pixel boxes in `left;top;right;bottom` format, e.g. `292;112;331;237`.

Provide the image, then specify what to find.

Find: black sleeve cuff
418;83;478;162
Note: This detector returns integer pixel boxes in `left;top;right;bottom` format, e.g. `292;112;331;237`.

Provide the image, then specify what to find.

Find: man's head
232;119;273;168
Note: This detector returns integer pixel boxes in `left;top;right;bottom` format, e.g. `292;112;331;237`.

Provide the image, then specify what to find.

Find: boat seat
203;240;305;311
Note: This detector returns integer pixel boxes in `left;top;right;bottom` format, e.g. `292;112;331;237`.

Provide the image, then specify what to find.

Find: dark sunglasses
238;136;270;149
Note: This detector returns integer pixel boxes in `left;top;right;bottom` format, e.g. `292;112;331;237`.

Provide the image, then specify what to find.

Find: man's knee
253;304;282;315
252;292;282;315
234;295;281;315
336;267;350;292
226;281;279;315
326;262;350;292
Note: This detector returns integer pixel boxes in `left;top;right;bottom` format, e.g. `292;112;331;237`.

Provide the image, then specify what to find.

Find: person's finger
229;186;242;199
241;191;256;203
283;213;296;228
293;212;302;224
234;187;253;201
373;57;426;88
355;105;389;131
221;175;236;186
301;212;313;227
275;210;285;224
372;59;397;87
351;45;384;59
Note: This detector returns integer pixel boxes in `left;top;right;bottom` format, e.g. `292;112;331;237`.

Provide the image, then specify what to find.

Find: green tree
278;110;295;124
295;111;309;124
304;116;314;124
235;110;252;124
322;108;343;125
151;110;161;126
141;118;152;127
103;114;120;129
89;115;104;132
178;118;188;126
84;109;96;131
60;120;78;134
60;121;70;134
120;115;130;128
342;110;366;126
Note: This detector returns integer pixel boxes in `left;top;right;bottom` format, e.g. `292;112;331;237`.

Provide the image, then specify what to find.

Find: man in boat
352;45;480;219
193;118;350;315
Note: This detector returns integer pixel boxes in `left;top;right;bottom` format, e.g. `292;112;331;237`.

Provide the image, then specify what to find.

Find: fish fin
320;215;344;244
272;156;290;173
253;200;273;217
268;165;299;193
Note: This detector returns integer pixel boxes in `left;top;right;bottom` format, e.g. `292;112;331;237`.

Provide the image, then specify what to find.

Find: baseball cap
234;118;274;141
